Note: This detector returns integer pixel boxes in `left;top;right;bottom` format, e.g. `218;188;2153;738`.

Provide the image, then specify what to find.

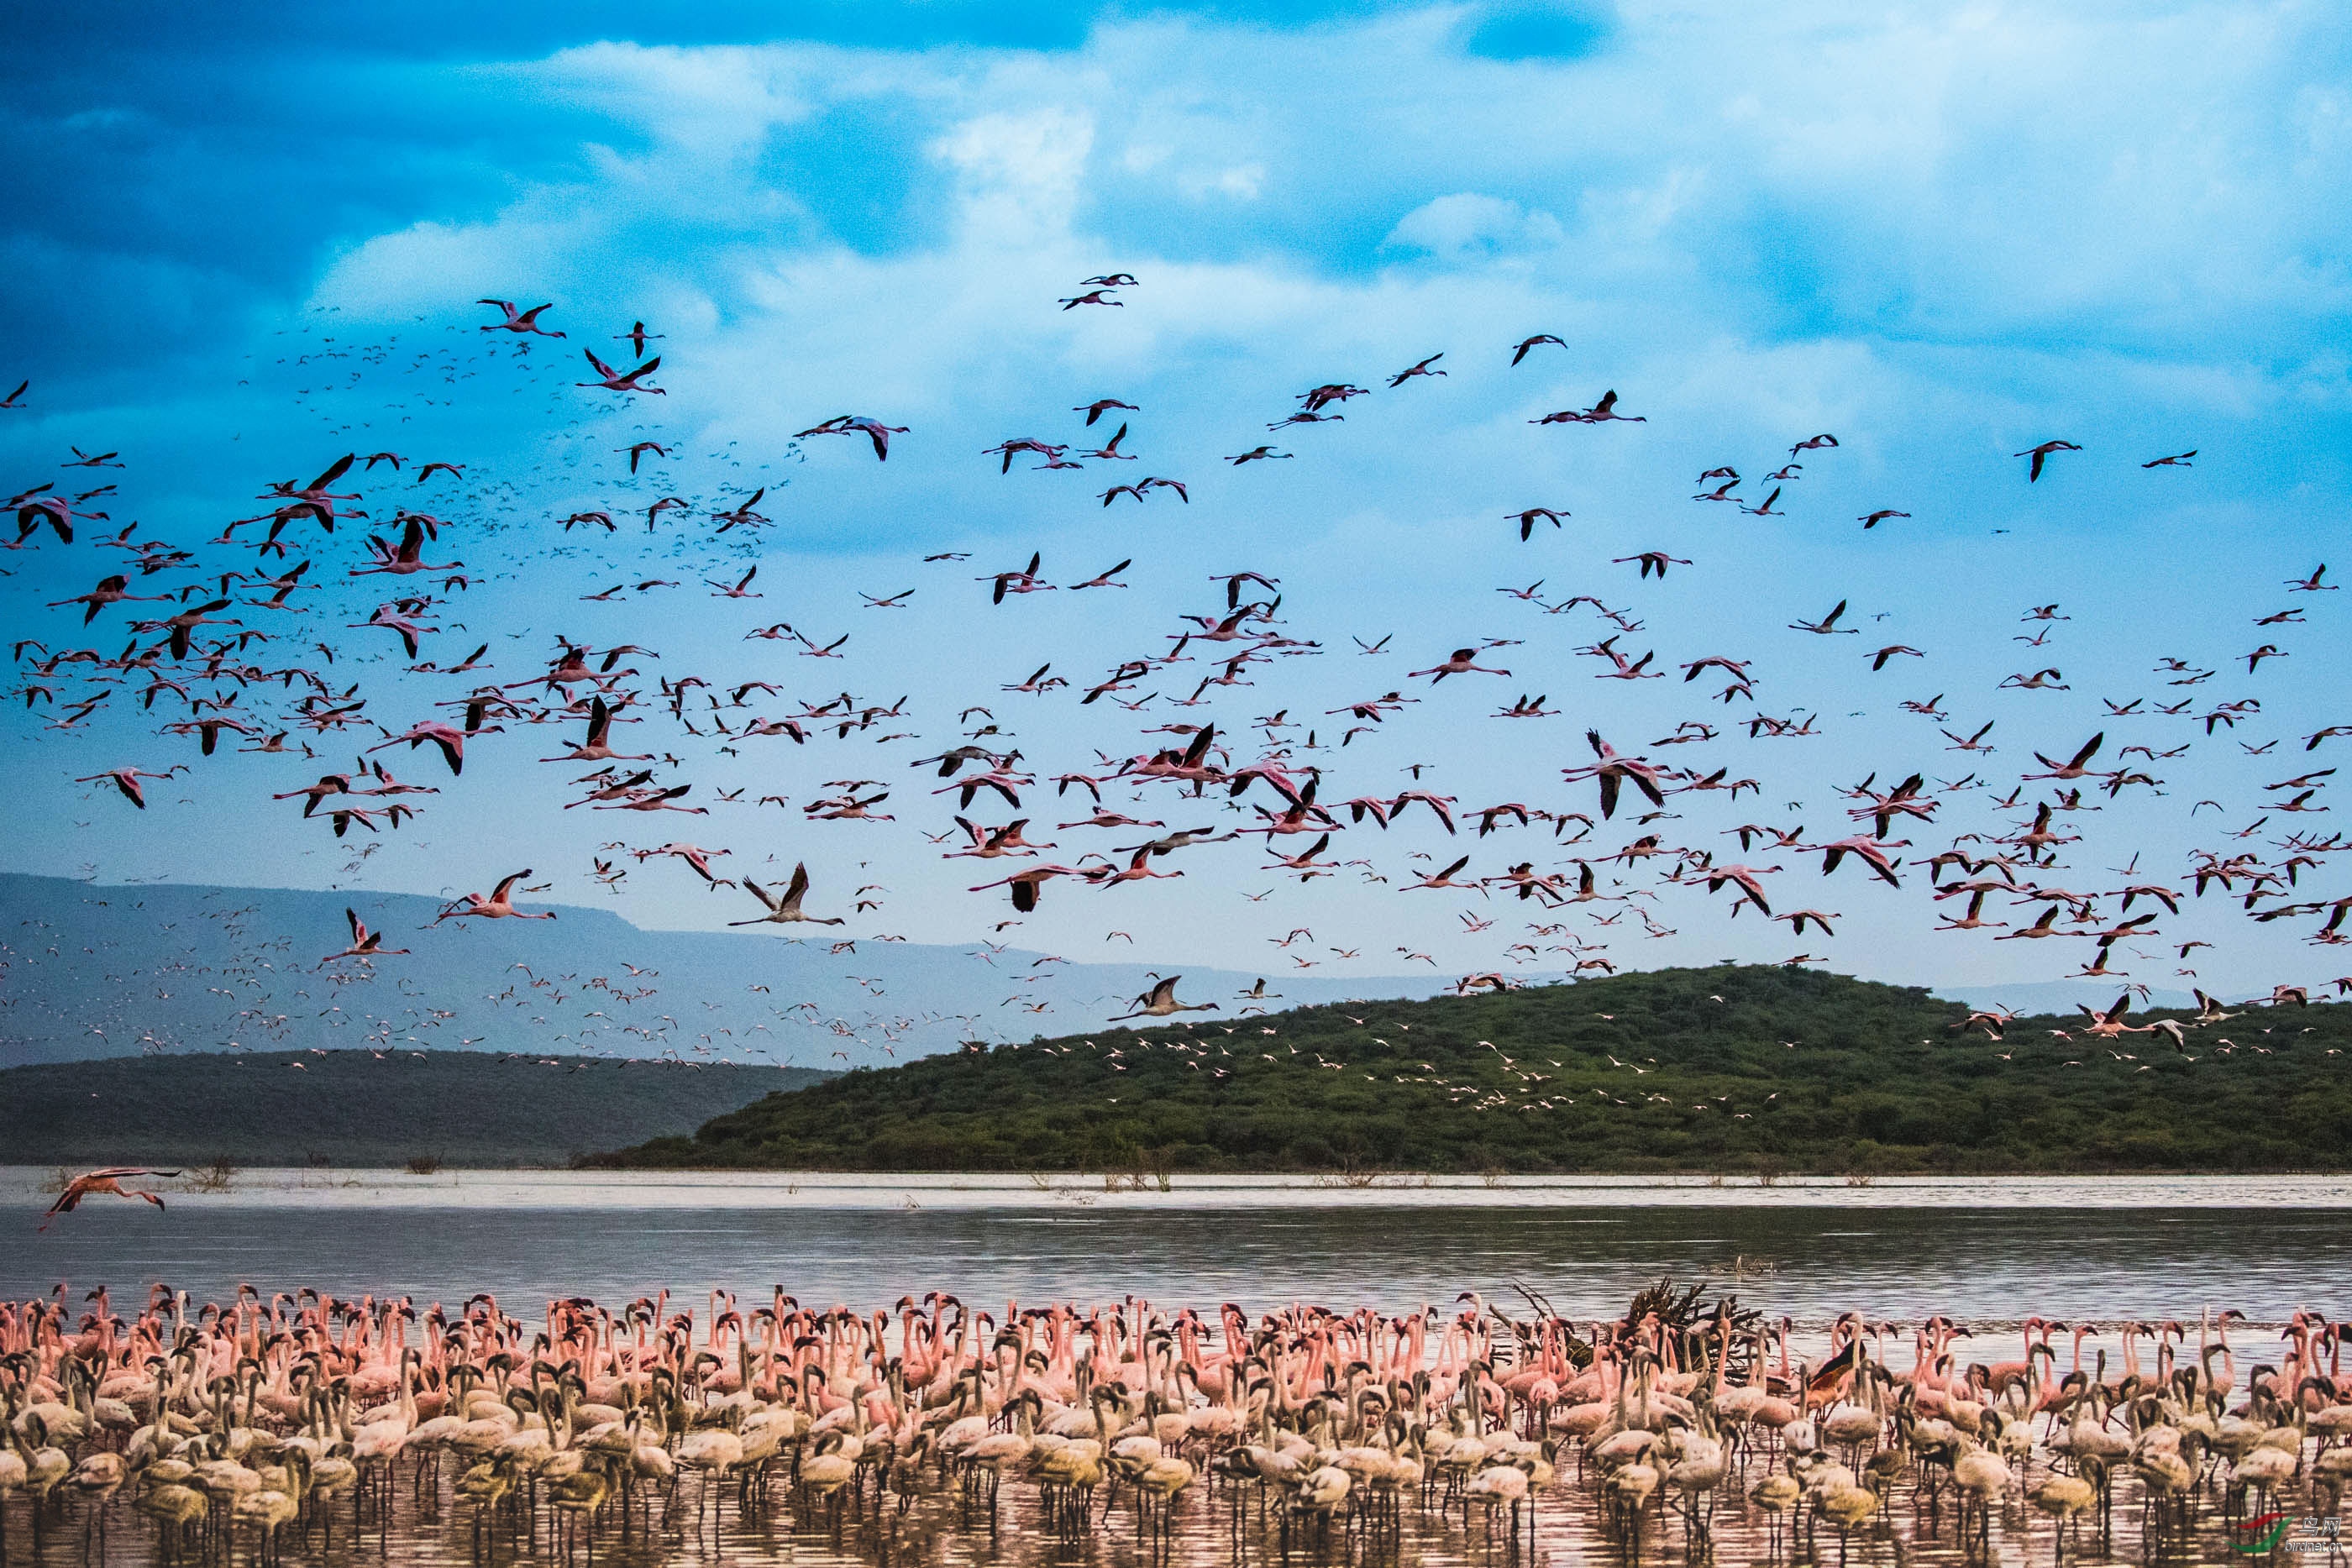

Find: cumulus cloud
932;107;1095;245
1383;193;1563;260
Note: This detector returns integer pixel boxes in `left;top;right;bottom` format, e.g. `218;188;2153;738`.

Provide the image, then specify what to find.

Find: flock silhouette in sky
6;270;2348;1083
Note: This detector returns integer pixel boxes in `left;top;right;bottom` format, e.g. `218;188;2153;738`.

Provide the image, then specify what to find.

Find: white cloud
932;108;1095;246
1384;193;1563;259
1177;162;1264;201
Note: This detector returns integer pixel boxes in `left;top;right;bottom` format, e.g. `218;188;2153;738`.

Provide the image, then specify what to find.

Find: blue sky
4;0;2350;1009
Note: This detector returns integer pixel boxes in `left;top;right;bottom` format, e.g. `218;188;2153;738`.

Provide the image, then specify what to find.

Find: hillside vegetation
0;1050;832;1167
602;965;2352;1174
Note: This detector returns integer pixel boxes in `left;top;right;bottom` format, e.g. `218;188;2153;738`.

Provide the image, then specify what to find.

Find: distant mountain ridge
0;873;1447;1069
0;1048;830;1167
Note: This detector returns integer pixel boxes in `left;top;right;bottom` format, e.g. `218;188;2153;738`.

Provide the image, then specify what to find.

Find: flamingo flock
3;1282;2350;1567
3;273;2347;1083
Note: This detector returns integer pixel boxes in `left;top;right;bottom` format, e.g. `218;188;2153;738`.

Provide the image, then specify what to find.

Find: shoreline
5;1166;2349;1209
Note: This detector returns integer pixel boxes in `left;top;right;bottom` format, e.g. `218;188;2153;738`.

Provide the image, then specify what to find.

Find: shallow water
6;1171;2348;1566
8;1447;2342;1568
5;1170;2348;1331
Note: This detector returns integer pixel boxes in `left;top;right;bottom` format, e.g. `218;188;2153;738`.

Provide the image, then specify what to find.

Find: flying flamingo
1561;732;1668;819
1533;391;1644;425
1087;846;1186;888
351;516;461;577
323;908;408;962
1388;353;1446;386
433;871;556;923
2024;733;2105;781
2015;439;2081;481
75;765;186;809
983;553;1053;604
477;299;564;336
797;415;906;460
1788;600;1859;635
1079;424;1135;461
728;863;845;926
541;697;651;763
969;863;1094;913
39;1169;182;1230
577;349;664;394
1404;855;1480;891
1067;559;1131;590
1409;648;1511;681
369;721;479;776
1109;976;1220;1021
49;574;165;624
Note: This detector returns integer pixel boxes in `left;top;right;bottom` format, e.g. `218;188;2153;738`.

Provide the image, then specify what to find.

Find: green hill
0;1050;832;1167
599;965;2352;1175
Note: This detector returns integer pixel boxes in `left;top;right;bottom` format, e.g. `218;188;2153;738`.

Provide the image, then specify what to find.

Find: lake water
5;1170;2346;1567
6;1170;2347;1331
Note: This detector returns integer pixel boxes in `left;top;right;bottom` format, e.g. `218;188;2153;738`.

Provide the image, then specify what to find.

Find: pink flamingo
433;870;556;923
477;299;563;336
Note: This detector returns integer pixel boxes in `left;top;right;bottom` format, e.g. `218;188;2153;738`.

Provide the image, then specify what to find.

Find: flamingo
1108;976;1220;1021
1409;648;1511;681
49;574;165;623
74;765;186;809
323;907;408;962
351;515;461;576
727;863;844;926
476;299;563;336
39;1168;182;1229
541;697;652;763
2016;438;2082;480
796;414;906;460
577;349;663;393
433;870;557;923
